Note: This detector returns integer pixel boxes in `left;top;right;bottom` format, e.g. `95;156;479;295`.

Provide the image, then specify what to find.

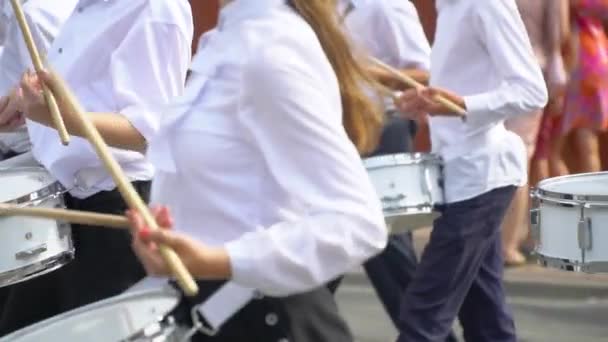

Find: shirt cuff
120;105;161;143
225;238;256;288
463;93;495;126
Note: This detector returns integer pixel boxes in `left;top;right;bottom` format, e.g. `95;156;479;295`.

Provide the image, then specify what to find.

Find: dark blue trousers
397;186;518;342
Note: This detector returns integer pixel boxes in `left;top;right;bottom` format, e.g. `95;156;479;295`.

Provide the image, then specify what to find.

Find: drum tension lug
577;216;592;251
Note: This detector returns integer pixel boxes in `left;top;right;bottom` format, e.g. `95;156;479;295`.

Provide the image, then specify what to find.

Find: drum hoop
0;167;65;205
534;171;608;204
364;153;442;169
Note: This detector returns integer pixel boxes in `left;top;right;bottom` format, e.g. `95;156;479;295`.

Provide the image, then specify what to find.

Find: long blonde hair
287;0;384;155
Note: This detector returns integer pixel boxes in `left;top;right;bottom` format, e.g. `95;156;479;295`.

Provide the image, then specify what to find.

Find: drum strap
188;282;257;336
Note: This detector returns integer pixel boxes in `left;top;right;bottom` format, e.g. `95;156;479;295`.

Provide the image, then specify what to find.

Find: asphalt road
335;275;608;342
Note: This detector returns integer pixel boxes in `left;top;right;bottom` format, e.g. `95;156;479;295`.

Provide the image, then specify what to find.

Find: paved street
336;275;608;342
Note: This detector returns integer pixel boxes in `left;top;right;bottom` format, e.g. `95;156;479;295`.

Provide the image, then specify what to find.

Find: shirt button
265;313;278;326
77;7;83;13
58;48;63;54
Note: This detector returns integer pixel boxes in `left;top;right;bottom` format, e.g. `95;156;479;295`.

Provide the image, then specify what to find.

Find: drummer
0;0;77;161
394;0;547;341
333;1;460;339
23;0;388;340
0;0;193;334
0;0;77;324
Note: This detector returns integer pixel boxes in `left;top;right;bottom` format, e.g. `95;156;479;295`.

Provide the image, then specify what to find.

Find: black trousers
173;281;353;342
398;186;518;342
0;181;149;336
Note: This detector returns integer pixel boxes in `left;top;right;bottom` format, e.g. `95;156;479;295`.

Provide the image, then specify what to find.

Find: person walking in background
502;0;569;266
558;0;608;174
334;1;458;340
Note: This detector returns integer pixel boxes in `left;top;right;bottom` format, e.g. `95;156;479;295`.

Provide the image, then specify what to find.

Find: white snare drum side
364;153;444;232
531;172;608;273
1;287;182;342
0;168;73;287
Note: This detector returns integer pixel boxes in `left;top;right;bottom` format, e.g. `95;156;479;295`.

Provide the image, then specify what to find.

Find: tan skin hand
126;206;232;280
395;87;466;120
19;69;148;152
0;88;26;132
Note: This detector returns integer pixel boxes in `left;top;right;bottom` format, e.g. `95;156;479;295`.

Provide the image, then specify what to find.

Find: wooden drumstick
369;57;467;116
9;0;70;145
42;69;199;297
0;204;130;229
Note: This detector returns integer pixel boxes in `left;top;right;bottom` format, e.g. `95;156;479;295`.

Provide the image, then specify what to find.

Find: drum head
538;172;608;198
2;287;180;342
0;168;58;203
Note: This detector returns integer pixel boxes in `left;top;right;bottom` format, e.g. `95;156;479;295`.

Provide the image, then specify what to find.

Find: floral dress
561;0;608;134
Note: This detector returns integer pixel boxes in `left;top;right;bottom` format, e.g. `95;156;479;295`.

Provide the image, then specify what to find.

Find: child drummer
395;0;547;341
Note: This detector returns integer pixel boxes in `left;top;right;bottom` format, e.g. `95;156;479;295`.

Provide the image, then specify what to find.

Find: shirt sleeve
109;20;192;143
224;39;388;296
0;8;52;95
372;1;431;70
463;0;548;126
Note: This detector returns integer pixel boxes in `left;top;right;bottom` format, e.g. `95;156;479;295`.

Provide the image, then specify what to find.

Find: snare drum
531;172;608;273
0;167;73;287
364;153;444;233
0;285;185;342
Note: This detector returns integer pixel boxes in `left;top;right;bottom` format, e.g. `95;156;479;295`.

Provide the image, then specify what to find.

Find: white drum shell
0;168;73;287
364;153;444;231
1;287;181;342
533;172;608;272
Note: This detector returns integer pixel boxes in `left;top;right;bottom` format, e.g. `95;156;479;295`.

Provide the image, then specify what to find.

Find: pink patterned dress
561;0;608;134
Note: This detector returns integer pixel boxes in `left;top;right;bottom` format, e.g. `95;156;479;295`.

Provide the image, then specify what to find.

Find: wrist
193;246;232;280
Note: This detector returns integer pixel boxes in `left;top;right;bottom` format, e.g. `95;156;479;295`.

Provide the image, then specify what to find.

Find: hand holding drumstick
0;203;233;281
32;67;200;296
368;57;467;120
9;0;70;145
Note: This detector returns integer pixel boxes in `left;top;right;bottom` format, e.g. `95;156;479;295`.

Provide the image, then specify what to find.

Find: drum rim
1;285;181;340
0;167;65;205
364;153;442;169
534;171;608;203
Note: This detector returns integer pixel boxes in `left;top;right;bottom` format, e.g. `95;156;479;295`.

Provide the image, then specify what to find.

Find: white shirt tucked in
0;0;77;154
430;0;548;203
148;0;387;296
27;0;193;198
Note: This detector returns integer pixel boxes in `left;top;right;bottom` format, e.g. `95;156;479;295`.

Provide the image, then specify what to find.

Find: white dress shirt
26;0;193;198
0;0;77;155
341;0;430;71
148;0;387;296
341;0;430;111
429;0;548;203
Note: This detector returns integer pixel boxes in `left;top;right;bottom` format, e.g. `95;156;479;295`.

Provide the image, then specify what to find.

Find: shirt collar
218;0;285;30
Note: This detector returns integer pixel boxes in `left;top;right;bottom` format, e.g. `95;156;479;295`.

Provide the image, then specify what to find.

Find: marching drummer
334;1;461;340
394;0;547;341
0;0;193;334
0;0;77;161
25;0;388;340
